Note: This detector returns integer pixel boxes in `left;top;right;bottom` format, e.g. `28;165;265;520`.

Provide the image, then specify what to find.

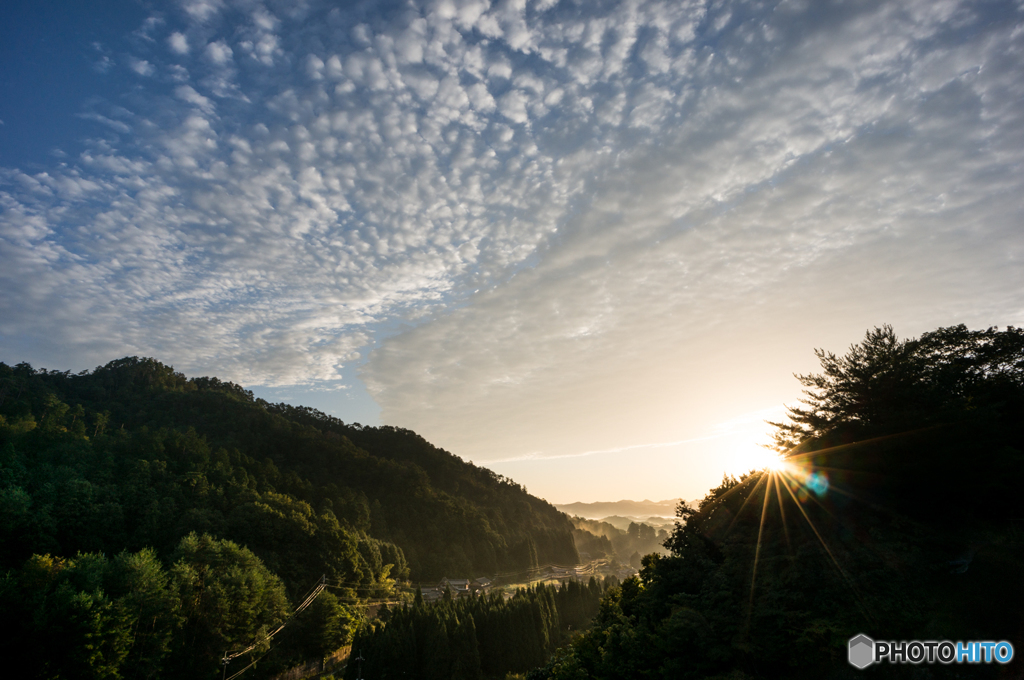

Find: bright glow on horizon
723;445;786;478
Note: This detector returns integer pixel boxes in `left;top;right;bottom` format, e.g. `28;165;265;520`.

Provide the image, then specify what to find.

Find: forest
0;356;579;678
347;578;609;680
528;324;1024;679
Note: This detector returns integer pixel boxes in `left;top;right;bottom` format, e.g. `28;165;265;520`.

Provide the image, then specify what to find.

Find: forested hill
0;356;578;593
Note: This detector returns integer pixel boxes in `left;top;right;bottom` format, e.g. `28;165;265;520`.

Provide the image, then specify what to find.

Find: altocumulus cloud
1;0;1023;466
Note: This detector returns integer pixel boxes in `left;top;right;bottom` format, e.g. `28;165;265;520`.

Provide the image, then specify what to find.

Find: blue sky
2;0;1023;503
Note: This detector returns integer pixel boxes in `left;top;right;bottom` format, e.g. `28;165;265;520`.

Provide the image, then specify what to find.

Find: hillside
0;357;578;586
0;357;578;677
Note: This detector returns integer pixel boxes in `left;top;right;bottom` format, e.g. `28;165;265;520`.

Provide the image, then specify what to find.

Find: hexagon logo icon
848;634;874;669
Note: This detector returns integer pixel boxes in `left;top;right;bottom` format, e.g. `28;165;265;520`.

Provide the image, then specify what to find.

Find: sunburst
734;452;875;629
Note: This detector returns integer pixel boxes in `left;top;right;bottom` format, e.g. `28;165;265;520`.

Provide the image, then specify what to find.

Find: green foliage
168;533;290;677
108;548;181;679
0;552;161;679
348;579;607;680
0;357;576;585
287;590;356;661
0;540;354;680
0;356;582;678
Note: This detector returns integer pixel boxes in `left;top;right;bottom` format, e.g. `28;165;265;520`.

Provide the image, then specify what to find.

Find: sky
2;0;1023;505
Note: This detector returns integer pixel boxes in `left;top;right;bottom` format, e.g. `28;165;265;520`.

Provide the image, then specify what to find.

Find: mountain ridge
0;356;579;587
554;498;683;519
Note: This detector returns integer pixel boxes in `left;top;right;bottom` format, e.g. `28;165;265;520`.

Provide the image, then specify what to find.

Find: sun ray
787;469;839;520
772;471;792;553
781;449;945;532
779;455;960;583
781;424;944;463
711;473;764;507
725;472;769;537
748;469;774;610
777;470;874;624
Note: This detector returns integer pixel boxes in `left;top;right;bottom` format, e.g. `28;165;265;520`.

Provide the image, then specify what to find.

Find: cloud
1;0;1023;469
74;112;132;134
135;16;165;42
129;58;156;76
358;0;1024;460
92;55;115;74
174;85;216;114
180;0;224;24
169;32;189;54
204;40;234;64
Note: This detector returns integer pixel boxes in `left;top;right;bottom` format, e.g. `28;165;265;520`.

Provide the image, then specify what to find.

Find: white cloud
93;55;114;74
498;89;530;124
135;16;165;42
205;40;234;64
1;0;1022;475
75;112;132;134
180;0;224;23
129;58;155;76
169;32;189;54
174;85;216;115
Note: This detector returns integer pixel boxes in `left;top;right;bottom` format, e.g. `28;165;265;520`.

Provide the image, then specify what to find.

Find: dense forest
529;325;1024;679
347;578;609;680
0;356;579;678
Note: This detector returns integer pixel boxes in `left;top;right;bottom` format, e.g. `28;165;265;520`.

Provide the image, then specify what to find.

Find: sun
724;445;786;476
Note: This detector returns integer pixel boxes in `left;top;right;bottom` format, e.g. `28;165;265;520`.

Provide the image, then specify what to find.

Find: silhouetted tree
770;324;1024;449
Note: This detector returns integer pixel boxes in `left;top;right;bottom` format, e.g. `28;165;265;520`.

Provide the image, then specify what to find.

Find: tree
167;533;290;678
108;548;180;679
288;590;355;661
770;324;1024;450
769;325;916;449
0;553;136;680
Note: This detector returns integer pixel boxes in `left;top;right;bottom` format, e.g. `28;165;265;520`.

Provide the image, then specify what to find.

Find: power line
221;575;329;679
219;559;611;678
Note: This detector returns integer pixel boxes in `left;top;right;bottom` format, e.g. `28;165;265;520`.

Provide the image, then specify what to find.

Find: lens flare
732;450;872;633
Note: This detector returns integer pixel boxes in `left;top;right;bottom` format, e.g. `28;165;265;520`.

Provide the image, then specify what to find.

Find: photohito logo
848;634;874;669
848;634;1014;668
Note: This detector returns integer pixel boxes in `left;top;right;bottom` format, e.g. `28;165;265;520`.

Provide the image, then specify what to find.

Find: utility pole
222;651;229;680
355;650;365;680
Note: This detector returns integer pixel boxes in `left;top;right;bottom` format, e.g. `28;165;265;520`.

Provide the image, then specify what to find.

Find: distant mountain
554;498;683;519
596;515;676;532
